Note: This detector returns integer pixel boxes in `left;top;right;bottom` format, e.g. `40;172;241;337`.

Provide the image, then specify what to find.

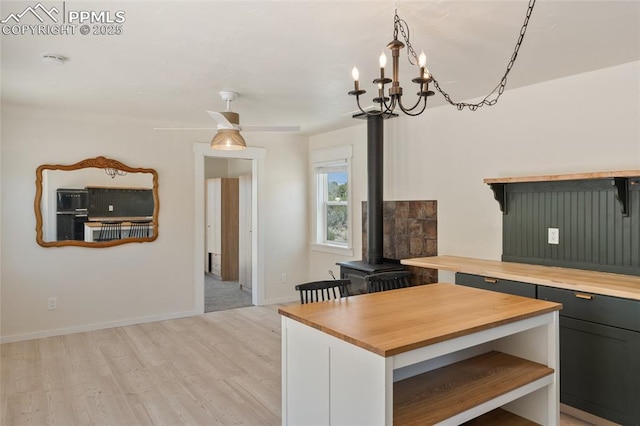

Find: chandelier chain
399;0;536;111
395;15;418;66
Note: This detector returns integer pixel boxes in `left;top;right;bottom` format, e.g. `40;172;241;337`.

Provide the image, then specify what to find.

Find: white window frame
310;145;353;256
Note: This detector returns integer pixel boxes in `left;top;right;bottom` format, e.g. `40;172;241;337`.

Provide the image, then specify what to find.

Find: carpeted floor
204;273;253;313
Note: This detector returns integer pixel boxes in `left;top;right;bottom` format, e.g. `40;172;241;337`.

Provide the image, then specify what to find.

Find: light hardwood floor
1;306;281;425
2;305;596;425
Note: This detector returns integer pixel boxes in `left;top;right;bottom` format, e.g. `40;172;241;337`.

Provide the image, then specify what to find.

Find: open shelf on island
393;351;554;425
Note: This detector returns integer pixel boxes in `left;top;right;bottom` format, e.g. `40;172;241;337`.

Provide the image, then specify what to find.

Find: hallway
204;273;252;313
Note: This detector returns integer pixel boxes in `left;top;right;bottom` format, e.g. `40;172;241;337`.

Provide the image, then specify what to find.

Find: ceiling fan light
210;129;246;150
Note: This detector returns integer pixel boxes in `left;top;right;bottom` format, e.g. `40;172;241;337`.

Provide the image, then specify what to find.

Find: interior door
239;174;252;290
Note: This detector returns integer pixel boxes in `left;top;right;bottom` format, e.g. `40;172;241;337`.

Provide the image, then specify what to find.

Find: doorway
193;144;266;315
204;158;253;312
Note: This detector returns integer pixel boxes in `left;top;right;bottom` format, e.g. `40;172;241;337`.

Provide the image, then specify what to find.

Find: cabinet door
559;316;640;425
538;285;640;332
455;273;536;298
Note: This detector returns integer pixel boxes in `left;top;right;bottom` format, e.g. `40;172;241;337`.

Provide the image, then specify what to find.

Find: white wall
0;105;195;341
309;61;640;283
249;133;310;302
0;104;308;341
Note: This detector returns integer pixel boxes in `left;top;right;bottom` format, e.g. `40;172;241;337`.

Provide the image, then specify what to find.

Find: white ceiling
2;1;639;136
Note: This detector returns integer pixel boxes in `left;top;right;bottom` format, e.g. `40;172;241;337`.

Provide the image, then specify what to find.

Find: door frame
193;143;266;313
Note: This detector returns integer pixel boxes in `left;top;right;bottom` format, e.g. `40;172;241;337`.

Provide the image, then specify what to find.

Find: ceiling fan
210;91;300;133
155;91;301;133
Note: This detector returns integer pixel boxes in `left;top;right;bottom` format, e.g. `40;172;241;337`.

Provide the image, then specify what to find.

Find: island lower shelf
394;351;553;425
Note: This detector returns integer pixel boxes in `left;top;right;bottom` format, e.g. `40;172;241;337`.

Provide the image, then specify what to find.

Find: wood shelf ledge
393;351;553;425
483;169;640;184
484;169;639;215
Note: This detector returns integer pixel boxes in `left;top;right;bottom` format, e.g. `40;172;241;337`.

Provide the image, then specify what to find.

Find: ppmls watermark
1;2;126;36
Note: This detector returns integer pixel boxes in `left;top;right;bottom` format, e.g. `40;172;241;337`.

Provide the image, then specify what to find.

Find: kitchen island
279;283;562;425
84;218;153;242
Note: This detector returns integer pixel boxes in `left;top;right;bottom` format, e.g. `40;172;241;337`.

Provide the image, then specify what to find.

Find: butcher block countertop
278;283;561;357
401;255;640;301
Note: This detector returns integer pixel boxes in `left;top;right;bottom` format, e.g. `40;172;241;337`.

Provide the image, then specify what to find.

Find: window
311;146;352;254
317;164;348;244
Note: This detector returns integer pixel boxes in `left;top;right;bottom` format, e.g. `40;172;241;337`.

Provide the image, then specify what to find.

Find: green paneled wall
502;178;640;276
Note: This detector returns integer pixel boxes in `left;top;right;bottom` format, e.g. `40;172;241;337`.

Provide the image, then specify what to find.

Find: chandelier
348;0;536;117
105;167;127;179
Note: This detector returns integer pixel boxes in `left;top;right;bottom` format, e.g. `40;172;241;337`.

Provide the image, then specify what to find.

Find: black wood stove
337;113;406;294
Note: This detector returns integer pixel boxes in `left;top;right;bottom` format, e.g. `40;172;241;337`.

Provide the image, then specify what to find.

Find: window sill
310;244;354;256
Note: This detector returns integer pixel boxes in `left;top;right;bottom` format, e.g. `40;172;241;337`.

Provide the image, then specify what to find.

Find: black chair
295;279;351;304
365;271;411;293
97;221;122;241
128;220;151;238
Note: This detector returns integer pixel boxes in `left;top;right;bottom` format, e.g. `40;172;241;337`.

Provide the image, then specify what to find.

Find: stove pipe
367;115;384;264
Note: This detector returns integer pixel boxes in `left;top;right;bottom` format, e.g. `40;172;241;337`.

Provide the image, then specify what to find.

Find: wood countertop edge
483;169;640;184
401;256;640;301
381;305;561;357
279;301;561;357
279;309;386;356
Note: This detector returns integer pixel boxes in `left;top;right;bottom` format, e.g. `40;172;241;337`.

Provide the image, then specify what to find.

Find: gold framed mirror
35;156;159;247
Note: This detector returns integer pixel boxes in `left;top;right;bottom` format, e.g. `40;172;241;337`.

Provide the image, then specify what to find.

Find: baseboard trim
262;295;299;305
0;310;198;344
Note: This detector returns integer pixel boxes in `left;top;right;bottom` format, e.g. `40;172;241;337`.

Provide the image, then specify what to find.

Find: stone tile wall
362;200;438;285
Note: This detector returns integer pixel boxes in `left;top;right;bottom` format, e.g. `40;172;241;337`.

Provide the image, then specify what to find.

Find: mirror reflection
35;156;159;247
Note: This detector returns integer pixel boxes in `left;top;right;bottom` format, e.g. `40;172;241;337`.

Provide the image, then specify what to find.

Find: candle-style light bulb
377;83;384;106
418;51;427;68
379;52;387;68
418;50;427;82
378;52;387;80
352;67;360;91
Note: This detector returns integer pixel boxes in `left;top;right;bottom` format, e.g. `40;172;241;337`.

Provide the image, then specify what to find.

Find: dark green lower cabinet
559;316;640;425
539;286;640;425
455;273;536;298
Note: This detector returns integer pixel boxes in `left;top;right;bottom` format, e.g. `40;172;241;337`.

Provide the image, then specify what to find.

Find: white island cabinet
279;283;562;425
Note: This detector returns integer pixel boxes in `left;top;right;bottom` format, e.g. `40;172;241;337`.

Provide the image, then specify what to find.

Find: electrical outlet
548;228;559;245
48;297;57;310
280;273;287;283
108;205;114;212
